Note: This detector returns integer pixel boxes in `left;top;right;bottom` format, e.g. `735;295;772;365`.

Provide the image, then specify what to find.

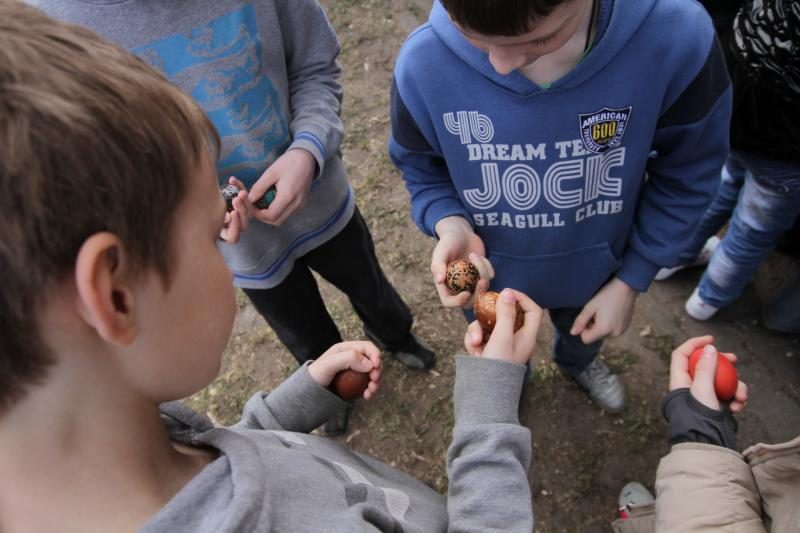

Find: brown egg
331;369;370;401
474;291;524;335
445;259;480;295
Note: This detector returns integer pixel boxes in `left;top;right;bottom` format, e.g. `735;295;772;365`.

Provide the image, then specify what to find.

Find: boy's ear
74;232;138;345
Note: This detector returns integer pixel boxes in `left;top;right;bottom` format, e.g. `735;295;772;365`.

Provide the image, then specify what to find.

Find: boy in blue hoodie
390;0;732;413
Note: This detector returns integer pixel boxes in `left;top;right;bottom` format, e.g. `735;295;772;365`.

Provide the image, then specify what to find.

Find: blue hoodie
390;0;731;309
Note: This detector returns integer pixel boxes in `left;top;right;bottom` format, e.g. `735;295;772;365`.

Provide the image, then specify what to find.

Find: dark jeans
464;305;600;376
550;307;602;377
244;208;413;365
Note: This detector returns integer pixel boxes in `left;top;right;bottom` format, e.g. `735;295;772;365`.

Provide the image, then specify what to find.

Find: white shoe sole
655;236;721;281
685;288;719;320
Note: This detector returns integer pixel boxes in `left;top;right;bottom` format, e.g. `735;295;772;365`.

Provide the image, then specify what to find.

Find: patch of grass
604;349;639;373
622;397;661;452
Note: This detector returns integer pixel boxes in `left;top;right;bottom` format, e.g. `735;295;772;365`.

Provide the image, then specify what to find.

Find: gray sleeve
446;356;533;532
234;362;348;432
275;0;343;176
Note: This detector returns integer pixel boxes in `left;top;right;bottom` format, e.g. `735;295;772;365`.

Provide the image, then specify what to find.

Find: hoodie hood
429;0;656;95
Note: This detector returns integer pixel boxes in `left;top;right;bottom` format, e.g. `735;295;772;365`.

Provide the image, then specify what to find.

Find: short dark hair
0;0;219;411
440;0;571;36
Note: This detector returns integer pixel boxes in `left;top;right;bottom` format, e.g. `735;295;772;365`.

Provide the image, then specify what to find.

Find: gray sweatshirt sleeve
446;355;533;532
234;362;349;432
275;0;343;176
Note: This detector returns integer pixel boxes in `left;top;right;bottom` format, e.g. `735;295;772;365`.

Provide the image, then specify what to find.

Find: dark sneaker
574;358;626;413
365;330;436;370
392;333;436;370
320;406;350;436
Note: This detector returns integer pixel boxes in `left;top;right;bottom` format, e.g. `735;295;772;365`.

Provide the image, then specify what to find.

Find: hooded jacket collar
428;0;657;95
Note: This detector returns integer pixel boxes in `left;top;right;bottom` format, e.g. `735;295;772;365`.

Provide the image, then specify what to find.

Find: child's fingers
363;378;381;401
220;211;241;244
248;169;277;203
228;176;247;190
430;244;453;281
475;278;490;295
435;279;472;308
483;289;517;357
689;345;721;410
232;195;251;232
570;305;594;336
668;336;714;390
579;319;606;345
729;379;748;412
329;340;381;361
369;365;382;384
463;321;484;356
468;252;495;281
508;289;542;356
732;380;748;406
719;351;737;364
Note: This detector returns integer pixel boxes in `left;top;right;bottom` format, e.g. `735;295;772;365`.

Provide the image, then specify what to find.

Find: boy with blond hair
0;3;543;530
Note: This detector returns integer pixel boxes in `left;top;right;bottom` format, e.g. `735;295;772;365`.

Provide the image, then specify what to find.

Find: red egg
688;347;738;401
331;369;370;401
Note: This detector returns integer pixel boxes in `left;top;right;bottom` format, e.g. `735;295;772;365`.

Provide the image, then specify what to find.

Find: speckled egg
474;291;524;335
254;184;277;210
220;184;241;212
331;369;370;401
445;259;480;295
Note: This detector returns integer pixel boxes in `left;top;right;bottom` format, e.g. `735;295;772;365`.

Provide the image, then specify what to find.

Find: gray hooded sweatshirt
31;0;354;289
142;356;532;532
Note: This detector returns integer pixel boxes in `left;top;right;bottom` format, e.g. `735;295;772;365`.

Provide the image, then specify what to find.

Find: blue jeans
681;151;800;308
463;306;600;376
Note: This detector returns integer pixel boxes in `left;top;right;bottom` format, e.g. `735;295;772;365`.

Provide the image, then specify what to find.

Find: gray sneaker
574;358;626;413
618;481;654;509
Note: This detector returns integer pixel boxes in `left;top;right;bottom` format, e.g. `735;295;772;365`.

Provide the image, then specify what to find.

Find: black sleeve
661;388;738;450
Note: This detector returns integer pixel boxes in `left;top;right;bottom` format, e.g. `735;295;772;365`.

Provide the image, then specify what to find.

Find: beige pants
611;502;655;533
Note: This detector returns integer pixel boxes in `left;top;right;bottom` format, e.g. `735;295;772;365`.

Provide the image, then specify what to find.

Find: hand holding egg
307;341;382;401
668;336;747;413
464;288;542;366
688;346;738;401
474;290;524;335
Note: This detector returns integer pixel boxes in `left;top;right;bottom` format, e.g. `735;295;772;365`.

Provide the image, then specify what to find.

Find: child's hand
463;289;542;365
432;216;493;308
308;341;382;400
250;149;316;226
669;336;748;413
220;177;253;243
570;277;638;344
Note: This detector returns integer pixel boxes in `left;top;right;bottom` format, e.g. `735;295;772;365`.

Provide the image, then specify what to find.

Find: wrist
662;388;737;449
434;216;471;239
306;359;333;387
612;276;637;295
286;146;319;181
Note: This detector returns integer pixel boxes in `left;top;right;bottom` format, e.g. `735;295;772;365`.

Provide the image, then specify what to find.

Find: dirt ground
189;2;800;531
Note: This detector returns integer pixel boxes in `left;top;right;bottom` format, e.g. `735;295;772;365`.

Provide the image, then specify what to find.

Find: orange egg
688;347;738;401
331;369;370;401
473;291;524;335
